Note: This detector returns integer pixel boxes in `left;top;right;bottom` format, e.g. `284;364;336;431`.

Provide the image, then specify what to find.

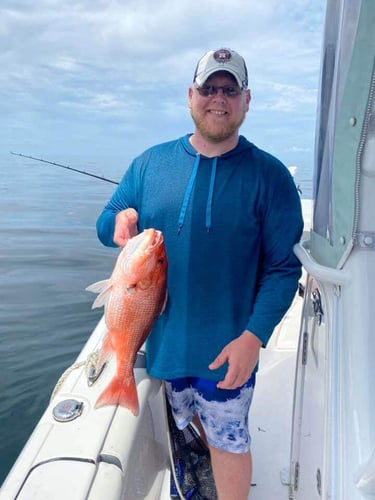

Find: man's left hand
208;330;262;390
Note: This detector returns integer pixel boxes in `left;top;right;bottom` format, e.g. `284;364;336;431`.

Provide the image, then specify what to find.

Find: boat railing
293;240;351;285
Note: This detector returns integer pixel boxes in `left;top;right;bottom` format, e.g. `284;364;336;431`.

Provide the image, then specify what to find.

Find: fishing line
10;151;119;185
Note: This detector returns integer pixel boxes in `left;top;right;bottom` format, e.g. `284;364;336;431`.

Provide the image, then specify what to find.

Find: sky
1;0;326;178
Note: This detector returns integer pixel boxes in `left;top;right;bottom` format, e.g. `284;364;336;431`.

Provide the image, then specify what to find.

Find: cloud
288;146;312;153
253;81;318;113
0;0;325;158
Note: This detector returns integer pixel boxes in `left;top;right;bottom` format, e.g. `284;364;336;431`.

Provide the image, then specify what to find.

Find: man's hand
208;330;262;389
113;208;139;247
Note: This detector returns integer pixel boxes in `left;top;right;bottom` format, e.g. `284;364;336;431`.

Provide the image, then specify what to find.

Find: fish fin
86;280;112;309
91;292;110;309
95;375;139;416
86;279;111;294
96;333;114;367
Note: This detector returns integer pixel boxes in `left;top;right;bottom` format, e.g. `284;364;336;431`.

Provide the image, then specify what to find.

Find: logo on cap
213;49;232;63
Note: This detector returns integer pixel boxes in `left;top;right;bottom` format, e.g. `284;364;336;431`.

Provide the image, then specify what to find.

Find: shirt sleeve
246;166;304;346
96;161;139;247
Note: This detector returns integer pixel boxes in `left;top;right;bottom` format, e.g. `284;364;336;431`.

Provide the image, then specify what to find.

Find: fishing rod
10;151;119;185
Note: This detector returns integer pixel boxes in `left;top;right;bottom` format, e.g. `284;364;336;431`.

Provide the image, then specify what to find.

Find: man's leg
193;413;252;499
166;376;256;499
192;413;209;447
209;445;252;500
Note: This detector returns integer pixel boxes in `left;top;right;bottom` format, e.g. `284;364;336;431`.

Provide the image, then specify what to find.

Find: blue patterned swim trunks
165;373;256;454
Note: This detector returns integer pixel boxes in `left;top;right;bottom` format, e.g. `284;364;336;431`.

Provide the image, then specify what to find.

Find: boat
289;0;375;497
2;0;375;498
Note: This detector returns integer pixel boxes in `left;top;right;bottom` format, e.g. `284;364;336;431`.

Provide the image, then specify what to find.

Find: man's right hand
113;208;139;247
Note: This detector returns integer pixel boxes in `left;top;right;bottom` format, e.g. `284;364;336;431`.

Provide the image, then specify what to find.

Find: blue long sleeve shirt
96;134;303;381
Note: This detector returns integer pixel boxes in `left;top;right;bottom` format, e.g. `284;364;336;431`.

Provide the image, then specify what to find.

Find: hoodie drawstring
178;154;201;234
177;154;218;234
205;157;217;232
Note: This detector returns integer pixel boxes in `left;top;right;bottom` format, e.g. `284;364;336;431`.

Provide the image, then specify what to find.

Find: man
96;48;303;499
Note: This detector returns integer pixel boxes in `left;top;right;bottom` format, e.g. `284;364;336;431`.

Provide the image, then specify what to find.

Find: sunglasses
196;84;242;98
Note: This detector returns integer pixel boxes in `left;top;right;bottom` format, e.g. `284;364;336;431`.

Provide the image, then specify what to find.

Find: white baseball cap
193;48;248;89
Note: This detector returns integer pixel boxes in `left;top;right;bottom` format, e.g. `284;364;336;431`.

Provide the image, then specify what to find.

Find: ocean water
0;153;123;485
0;151;313;486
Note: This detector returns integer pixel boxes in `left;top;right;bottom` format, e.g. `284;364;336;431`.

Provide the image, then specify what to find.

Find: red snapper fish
86;228;167;415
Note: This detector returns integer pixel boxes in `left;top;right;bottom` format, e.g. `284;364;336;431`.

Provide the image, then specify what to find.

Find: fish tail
95;376;139;416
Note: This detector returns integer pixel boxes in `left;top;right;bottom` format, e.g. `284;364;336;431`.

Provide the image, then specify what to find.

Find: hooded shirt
96;134;303;381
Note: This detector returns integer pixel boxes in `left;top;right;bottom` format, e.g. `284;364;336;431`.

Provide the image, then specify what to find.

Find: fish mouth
141;228;163;253
150;229;163;248
126;228;163;256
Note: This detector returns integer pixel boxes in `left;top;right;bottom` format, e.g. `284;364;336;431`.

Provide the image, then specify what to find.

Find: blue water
0;152;313;485
0;153;122;484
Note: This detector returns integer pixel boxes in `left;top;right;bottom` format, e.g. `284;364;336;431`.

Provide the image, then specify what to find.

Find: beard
190;108;247;143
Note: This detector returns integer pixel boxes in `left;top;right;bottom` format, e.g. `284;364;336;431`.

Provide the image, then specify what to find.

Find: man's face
188;71;251;143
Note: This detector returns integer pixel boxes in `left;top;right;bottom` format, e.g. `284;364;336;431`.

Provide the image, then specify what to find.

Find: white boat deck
250;289;303;499
245;199;310;499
